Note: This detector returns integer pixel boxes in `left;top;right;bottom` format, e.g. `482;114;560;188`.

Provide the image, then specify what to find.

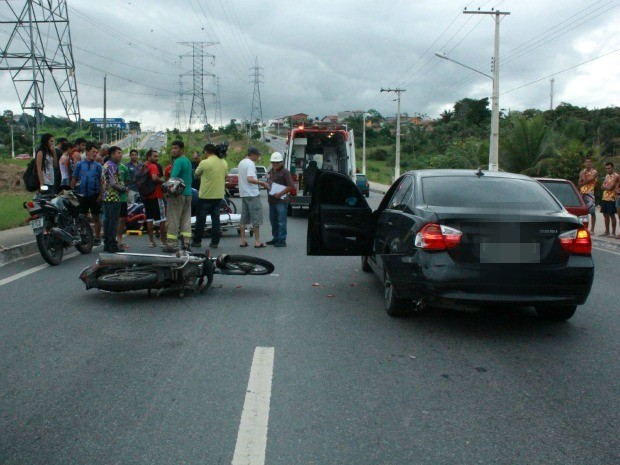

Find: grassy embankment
0;158;33;230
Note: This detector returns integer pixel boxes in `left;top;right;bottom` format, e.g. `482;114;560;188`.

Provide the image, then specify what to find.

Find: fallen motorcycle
24;186;94;265
79;249;274;297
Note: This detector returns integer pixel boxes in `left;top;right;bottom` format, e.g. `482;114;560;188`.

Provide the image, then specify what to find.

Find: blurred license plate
480;242;540;263
31;218;44;230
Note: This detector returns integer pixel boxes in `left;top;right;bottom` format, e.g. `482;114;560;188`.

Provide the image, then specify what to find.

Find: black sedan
307;169;594;321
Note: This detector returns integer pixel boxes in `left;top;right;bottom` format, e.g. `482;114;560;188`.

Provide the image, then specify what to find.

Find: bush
370;148;389;161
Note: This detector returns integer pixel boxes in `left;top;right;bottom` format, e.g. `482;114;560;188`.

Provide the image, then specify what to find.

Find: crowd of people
579;157;620;239
33;133;295;253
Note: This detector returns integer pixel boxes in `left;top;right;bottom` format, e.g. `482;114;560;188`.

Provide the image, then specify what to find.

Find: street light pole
462;8;510;172
362;112;370;175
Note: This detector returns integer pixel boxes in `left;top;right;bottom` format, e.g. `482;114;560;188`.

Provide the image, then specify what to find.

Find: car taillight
415;224;462;250
559;228;591;255
26;201;36;209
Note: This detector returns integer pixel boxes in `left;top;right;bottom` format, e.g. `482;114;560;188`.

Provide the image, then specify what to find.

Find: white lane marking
0;251;81;286
232;346;275;465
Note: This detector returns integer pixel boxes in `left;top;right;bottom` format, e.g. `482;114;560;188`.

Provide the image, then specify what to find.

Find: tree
453;97;491;127
501;114;555;175
128;120;141;132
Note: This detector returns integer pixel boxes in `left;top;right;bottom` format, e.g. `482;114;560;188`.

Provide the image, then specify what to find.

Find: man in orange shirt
578;157;597;234
600;162;619;238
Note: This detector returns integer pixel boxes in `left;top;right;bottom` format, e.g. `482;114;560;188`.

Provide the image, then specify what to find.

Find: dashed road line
232;346;275;465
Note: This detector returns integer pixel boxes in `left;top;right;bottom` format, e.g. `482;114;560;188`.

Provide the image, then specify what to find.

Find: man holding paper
266;152;294;247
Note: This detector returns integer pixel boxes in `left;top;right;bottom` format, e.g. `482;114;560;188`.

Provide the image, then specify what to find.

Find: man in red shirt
143;149;167;247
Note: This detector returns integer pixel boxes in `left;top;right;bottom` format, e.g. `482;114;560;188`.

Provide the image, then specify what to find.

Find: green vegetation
0;192;32;230
345;101;620;197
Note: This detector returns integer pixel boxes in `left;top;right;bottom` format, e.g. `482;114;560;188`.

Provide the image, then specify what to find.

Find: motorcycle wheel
35;223;64;266
225;198;237;214
96;270;159;292
217;255;274;275
75;218;94;254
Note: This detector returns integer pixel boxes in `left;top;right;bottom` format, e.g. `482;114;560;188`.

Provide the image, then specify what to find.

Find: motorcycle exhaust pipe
98;252;204;267
51;227;77;244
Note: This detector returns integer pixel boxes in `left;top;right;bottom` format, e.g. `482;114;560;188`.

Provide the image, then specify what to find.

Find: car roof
535;177;576;184
411;169;534;181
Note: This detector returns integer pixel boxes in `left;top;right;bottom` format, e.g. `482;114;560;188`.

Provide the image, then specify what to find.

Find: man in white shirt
238;147;269;247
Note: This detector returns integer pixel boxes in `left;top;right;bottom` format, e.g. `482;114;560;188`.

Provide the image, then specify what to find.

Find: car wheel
361;255;372;272
535;305;577;321
384;269;412;317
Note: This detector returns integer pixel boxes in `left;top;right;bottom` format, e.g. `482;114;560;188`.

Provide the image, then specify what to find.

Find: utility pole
103;75;107;143
0;0;80;130
463;8;510;172
550;77;555;111
249;58;264;140
179;41;217;131
381;88;406;180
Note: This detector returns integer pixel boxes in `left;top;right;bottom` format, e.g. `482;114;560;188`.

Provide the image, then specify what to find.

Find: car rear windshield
538;181;582;207
422;175;561;211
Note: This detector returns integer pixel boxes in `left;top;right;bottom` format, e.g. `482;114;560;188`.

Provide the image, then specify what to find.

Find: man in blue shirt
71;142;103;245
125;149;142;204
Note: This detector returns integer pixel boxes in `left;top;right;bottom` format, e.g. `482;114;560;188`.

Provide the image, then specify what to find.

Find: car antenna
475;167;485;177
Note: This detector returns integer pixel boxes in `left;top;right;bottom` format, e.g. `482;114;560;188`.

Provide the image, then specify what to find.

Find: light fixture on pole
435;52;498;171
362;112;370;175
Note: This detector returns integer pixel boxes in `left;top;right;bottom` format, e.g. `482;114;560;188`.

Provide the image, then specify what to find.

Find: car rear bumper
384;252;594;306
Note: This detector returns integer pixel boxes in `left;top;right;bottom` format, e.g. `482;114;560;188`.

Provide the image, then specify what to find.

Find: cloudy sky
1;0;618;130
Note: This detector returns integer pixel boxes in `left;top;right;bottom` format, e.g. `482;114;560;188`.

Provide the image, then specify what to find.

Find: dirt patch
0;163;26;193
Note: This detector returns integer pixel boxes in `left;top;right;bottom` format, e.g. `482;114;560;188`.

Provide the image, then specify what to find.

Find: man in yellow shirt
191;143;229;248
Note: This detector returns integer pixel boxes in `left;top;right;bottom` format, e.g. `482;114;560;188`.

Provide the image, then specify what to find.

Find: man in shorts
238;147;269;247
71;142;102;245
143;149;167;247
600;162;619;238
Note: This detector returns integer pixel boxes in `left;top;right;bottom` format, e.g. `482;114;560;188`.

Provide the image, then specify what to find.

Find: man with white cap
266;151;294;247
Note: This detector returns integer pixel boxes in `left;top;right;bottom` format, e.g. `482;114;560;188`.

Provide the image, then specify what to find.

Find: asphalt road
0;192;618;464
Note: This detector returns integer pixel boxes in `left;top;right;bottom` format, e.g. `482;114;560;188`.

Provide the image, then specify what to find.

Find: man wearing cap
238;147;269;247
266;152;294;247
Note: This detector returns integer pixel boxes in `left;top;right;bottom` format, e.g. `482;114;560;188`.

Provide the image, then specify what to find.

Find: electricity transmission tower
0;0;80;129
249;57;264;139
174;75;187;131
179;41;217;131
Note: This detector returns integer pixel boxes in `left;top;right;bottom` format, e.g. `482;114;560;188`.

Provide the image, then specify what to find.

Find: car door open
307;171;374;255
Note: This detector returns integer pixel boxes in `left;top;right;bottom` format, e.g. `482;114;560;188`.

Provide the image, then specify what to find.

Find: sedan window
539;182;582;207
422;176;561;211
387;176;414;211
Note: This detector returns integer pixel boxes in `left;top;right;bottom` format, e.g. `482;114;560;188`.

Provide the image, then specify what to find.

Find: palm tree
500;115;555;175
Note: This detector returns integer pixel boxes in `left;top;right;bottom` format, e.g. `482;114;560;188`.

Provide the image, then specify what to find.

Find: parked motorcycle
23;186;94;265
79;249;274;297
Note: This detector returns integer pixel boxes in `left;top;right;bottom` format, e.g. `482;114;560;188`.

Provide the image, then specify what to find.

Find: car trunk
432;209;580;266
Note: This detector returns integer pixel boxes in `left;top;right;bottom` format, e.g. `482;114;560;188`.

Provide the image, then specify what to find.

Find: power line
502;48;620;95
